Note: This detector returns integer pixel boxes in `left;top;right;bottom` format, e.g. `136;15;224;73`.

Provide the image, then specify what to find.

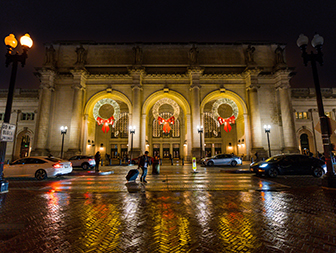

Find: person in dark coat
94;151;101;172
138;151;151;183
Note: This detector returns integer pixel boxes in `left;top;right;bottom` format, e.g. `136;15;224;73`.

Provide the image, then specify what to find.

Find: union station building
2;42;336;162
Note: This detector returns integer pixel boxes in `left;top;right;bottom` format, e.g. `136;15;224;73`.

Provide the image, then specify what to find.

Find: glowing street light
60;126;68;159
0;33;33;193
264;125;271;157
297;33;335;188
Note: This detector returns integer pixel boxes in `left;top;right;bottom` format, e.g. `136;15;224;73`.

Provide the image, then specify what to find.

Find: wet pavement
1;162;336;252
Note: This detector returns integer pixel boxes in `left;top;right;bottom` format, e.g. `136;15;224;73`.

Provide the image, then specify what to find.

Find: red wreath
218;115;235;132
97;116;115;133
158;116;175;133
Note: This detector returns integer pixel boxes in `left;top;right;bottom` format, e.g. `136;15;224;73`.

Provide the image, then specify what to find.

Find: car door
278;156;296;174
69;156;79;167
5;158;27;177
223;154;232;165
214;154;225;165
23;158;46;177
297;156;314;175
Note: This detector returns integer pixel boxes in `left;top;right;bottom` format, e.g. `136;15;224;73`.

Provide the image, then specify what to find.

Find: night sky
0;1;335;89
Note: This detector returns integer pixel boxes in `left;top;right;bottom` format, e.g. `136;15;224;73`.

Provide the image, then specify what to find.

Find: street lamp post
197;125;203;160
129;126;135;162
264;125;271;157
60;126;68;159
0;34;33;193
297;33;335;188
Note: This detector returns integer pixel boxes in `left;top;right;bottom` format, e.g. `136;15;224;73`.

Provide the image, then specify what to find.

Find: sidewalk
1;162;336;252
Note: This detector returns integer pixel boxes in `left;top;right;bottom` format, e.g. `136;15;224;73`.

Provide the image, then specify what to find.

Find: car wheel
35;169;47;180
207;161;214;166
268;168;278;178
313;167;324;178
231;160;237;167
82;163;90;170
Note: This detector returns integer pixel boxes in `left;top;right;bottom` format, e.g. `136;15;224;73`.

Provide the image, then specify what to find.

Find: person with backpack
138;151;151;183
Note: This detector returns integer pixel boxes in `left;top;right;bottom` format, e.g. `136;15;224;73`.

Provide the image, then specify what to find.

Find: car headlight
259;163;268;168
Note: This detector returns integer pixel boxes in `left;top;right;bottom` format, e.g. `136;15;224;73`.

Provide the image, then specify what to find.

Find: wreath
152;98;180;133
212;98;238;132
93;98;120;133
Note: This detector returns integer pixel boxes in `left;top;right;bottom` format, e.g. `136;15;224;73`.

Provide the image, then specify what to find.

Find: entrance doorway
173;144;180;158
153;144;160;157
300;134;309;151
20;135;30;158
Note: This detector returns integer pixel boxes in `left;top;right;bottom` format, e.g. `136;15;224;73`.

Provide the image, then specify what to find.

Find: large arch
142;90;191;157
83;89;133;156
201;89;249;158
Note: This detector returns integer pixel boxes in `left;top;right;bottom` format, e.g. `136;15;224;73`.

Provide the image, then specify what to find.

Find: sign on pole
192;157;197;172
0;123;16;142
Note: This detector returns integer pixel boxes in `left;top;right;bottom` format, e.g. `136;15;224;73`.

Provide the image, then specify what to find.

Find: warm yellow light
4;34;18;48
20;33;33;48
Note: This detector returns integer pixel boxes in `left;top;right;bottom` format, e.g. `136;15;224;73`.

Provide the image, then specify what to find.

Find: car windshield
265;156;283;162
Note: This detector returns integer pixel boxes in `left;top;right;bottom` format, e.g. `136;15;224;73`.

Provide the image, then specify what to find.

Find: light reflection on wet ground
1;164;336;252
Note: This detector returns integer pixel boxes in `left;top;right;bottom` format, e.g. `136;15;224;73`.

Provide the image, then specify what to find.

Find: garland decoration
212;98;239;132
152;98;180;133
93;98;120;133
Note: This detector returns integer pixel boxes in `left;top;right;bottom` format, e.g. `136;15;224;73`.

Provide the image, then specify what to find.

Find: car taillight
88;159;94;162
53;163;63;169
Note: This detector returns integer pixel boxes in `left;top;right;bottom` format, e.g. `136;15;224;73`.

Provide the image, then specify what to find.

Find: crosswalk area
33;171;289;193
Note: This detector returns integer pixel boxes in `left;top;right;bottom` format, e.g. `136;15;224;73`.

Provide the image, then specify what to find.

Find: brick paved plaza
0;162;336;253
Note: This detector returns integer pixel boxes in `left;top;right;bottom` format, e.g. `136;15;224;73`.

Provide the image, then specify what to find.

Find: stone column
245;70;263;153
31;70;55;156
67;70;86;156
275;71;299;153
188;68;203;158
129;68;144;158
186;114;192;160
82;114;89;155
244;113;251;160
141;114;146;154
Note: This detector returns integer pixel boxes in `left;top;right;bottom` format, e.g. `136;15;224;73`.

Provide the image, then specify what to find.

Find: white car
4;156;73;180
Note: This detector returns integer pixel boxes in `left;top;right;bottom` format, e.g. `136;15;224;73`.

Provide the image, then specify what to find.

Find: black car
250;154;326;178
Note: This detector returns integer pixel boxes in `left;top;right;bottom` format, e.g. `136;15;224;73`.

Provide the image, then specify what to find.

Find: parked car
68;155;96;170
250;154;326;178
201;154;242;167
4;156;73;180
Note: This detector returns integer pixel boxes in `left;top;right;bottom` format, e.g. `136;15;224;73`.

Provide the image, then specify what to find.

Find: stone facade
6;41;334;162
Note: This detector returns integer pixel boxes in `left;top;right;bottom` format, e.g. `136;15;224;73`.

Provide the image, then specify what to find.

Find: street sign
0;123;16;142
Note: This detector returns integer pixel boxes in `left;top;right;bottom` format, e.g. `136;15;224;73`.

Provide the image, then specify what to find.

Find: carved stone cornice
88;74;131;79
128;67;146;76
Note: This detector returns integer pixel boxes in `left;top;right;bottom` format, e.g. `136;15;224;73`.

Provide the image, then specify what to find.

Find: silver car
69;155;96;170
201;154;242;167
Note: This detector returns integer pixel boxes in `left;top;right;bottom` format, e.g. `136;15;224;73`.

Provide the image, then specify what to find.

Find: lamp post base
322;176;336;189
0;180;9;193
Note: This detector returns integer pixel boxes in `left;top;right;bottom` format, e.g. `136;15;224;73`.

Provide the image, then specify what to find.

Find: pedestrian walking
138;151;151;183
94;151;101;172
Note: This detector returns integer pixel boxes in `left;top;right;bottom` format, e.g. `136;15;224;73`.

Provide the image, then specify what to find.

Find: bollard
119;159;122;165
171;159;173;165
109;158;112;166
182;158;184;166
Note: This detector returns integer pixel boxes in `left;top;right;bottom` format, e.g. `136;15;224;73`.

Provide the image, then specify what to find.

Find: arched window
153;112;180;138
203;112;221;138
111;113;129;138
